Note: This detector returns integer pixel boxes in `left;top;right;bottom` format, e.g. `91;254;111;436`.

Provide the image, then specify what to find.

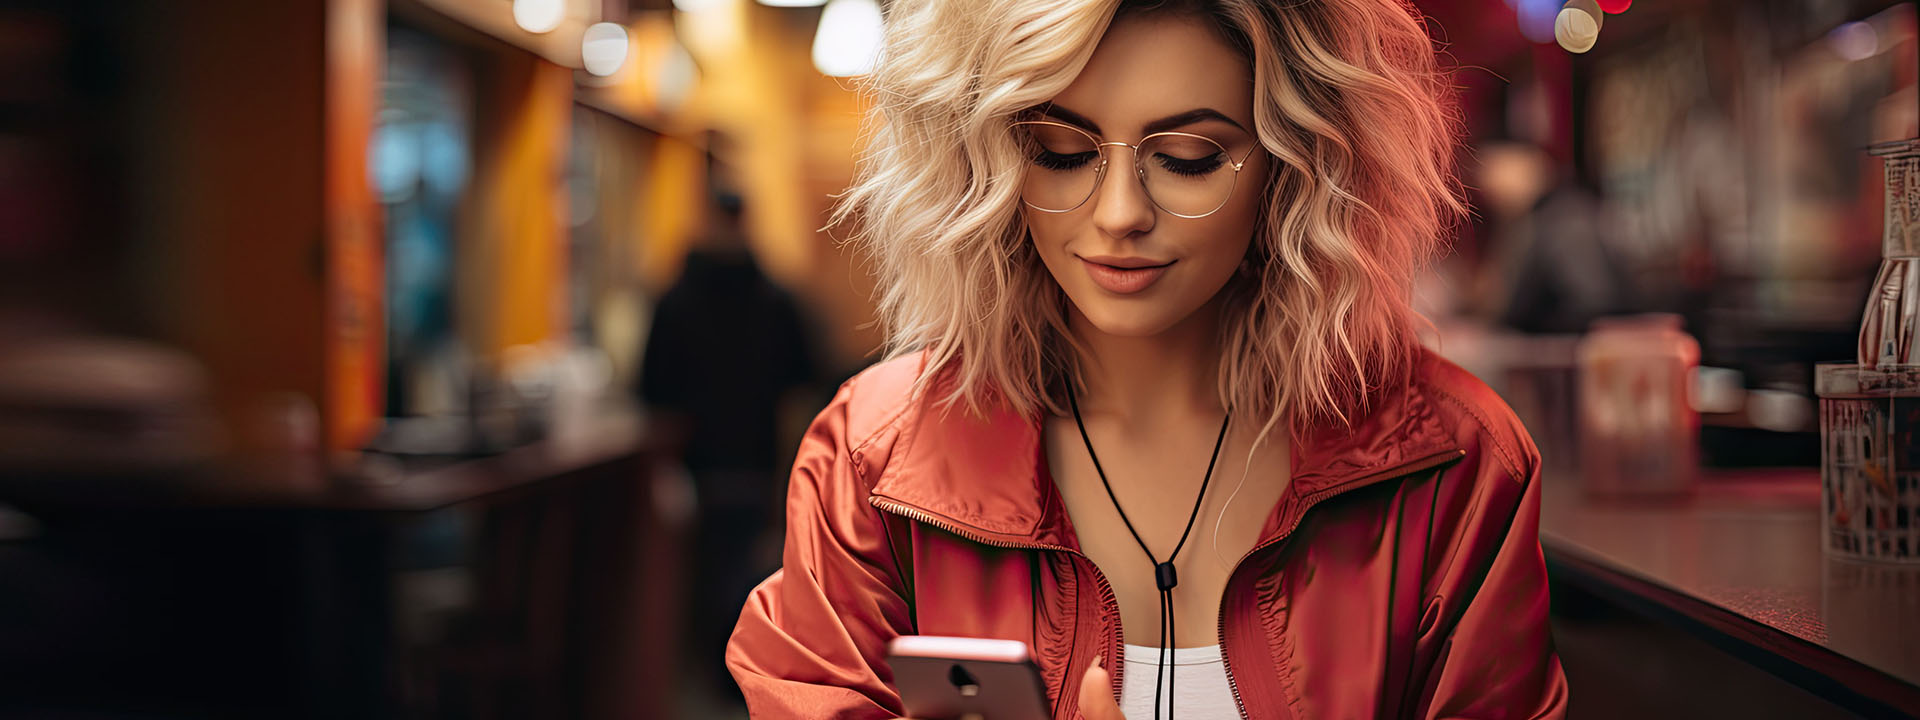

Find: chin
1073;298;1188;337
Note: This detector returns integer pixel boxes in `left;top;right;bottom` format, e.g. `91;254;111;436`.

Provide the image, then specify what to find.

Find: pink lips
1079;256;1174;294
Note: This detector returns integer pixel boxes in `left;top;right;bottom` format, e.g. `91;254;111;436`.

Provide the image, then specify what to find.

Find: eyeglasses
1010;119;1258;219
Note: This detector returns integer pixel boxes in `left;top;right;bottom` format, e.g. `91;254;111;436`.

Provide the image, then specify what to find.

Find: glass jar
1578;313;1700;496
1818;363;1920;562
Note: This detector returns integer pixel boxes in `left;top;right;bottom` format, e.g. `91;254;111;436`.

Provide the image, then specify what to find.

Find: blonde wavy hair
837;0;1465;437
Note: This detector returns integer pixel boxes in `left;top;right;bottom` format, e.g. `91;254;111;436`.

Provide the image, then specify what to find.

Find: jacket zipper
1214;448;1467;720
868;497;1129;707
876;447;1462;719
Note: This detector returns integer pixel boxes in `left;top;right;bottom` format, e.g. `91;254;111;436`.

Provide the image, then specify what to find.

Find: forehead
1048;13;1255;134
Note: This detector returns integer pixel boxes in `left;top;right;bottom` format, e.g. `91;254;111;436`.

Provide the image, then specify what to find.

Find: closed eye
1033;149;1098;171
1153;151;1226;177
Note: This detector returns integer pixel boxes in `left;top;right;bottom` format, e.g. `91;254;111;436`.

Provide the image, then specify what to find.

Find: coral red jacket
728;349;1569;719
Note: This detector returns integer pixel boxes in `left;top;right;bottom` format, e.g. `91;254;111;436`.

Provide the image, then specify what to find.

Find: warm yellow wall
325;0;385;450
469;55;574;359
675;0;884;372
690;3;815;284
799;87;885;370
638;134;709;294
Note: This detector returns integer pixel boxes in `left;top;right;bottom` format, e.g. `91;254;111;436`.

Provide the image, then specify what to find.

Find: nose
1090;143;1155;240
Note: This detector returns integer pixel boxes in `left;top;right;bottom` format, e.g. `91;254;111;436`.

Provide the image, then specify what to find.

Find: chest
1040;417;1291;647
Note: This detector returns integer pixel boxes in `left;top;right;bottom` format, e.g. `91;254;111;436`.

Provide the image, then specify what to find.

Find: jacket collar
866;368;1460;551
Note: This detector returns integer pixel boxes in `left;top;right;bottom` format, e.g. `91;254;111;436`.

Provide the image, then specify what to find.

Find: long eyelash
1033;151;1096;171
1154;153;1225;177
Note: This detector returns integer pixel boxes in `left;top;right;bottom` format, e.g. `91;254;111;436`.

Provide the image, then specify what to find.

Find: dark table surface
1540;467;1920;715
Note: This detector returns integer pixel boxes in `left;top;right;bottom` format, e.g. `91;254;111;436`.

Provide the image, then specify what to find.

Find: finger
1076;655;1125;720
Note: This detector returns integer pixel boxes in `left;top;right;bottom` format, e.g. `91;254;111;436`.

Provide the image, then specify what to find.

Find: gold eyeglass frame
1011;119;1258;219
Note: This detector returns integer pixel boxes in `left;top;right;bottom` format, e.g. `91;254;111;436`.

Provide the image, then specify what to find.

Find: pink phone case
886;636;1052;720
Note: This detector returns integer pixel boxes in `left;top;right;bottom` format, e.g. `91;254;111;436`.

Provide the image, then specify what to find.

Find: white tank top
1119;643;1240;719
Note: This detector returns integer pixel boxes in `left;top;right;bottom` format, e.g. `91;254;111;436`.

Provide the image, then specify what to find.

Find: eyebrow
1040;104;1249;136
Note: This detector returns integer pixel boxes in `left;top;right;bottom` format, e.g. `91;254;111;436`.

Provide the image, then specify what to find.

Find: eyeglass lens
1015;122;1238;217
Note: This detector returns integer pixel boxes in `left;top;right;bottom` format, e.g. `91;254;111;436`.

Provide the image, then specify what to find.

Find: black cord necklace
1066;385;1230;720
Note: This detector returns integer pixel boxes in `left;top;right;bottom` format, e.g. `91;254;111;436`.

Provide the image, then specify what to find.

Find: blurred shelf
0;409;678;514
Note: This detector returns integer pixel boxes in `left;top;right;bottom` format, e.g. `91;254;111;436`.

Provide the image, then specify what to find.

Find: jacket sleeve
1414;450;1570;719
726;380;915;719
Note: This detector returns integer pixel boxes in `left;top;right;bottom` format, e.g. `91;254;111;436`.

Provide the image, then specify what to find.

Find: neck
1067;296;1226;426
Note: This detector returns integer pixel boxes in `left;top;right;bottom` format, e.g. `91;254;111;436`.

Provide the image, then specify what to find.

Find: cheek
1195;179;1264;264
1188;220;1254;273
1023;210;1072;257
1219;162;1270;253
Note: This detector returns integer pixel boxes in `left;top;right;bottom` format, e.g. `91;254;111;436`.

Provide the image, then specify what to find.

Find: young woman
728;1;1569;718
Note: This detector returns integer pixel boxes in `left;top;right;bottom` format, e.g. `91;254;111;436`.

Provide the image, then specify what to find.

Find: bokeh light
1518;0;1562;43
811;0;882;77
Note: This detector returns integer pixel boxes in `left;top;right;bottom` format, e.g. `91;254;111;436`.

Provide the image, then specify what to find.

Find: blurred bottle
1579;314;1700;496
1859;139;1920;369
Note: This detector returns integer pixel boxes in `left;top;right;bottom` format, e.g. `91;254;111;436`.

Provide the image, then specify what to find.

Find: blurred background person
639;184;819;713
1473;137;1627;334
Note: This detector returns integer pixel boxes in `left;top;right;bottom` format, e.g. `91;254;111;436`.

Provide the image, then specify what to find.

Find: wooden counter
1541;468;1920;717
0;411;687;719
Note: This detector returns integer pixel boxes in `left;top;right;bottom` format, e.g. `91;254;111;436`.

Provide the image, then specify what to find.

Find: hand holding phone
886;636;1051;720
885;636;1126;720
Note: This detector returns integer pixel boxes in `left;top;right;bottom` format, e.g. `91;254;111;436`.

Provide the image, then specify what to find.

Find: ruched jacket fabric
728;349;1569;719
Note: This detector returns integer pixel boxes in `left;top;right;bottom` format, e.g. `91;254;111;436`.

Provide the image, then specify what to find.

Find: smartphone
886;635;1051;720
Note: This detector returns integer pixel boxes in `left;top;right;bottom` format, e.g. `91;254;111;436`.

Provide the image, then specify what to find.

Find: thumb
1076;655;1125;720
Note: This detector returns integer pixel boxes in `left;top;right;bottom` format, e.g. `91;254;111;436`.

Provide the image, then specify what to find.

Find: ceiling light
812;0;882;77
